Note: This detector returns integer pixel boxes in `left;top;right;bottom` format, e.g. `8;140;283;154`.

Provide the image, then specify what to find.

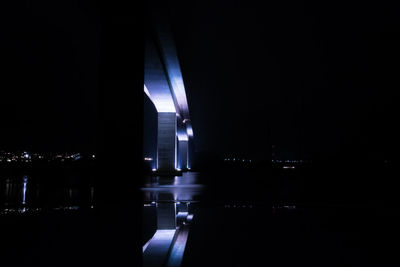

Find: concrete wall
157;112;177;171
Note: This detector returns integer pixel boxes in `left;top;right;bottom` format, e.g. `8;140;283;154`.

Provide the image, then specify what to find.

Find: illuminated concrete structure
144;14;193;175
142;172;200;266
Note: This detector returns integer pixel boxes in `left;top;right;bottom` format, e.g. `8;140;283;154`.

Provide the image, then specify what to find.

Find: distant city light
144;157;153;161
152;168;157;171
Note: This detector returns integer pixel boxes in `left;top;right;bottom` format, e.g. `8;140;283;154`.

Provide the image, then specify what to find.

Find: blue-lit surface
143;230;177;267
154;23;190;121
166;228;190;267
144;38;176;113
144;16;194;173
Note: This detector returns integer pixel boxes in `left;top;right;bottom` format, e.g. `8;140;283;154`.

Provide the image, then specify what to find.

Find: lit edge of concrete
143;217;193;267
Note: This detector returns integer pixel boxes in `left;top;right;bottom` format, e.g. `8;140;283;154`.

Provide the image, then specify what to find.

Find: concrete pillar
157;112;177;172
179;140;188;170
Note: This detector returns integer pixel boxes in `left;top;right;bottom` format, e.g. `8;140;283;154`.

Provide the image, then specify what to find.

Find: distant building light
152;168;157;171
144;157;153;161
283;205;296;209
283;166;295;169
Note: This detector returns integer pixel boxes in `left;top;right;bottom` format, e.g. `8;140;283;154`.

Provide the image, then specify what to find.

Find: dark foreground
2;162;400;266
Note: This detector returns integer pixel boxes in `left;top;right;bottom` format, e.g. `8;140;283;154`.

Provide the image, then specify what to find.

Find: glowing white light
144;84;176;113
144;157;153;161
144;84;151;98
152;168;157;171
176;131;188;141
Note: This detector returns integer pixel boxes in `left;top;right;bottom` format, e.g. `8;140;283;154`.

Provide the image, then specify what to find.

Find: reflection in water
1;175;32;214
22;176;28;205
142;172;203;202
1;171;204;266
1;173;95;214
141;172;204;267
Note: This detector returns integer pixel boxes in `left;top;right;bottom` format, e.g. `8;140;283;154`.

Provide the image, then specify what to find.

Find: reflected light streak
22;176;28;205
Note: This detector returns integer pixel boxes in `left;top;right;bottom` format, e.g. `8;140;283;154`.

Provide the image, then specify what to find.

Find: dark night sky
0;1;101;152
1;1;400;161
165;0;400;161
